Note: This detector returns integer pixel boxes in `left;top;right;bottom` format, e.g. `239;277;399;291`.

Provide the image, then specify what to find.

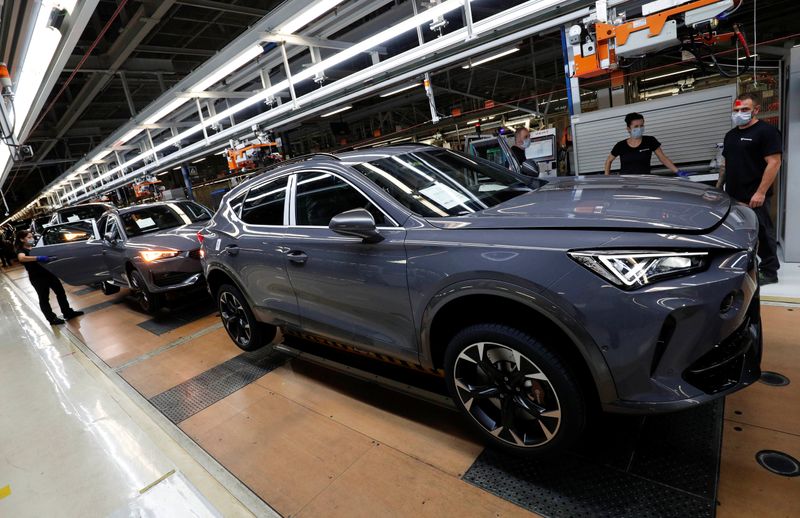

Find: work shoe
48;317;66;325
63;310;85;320
759;272;778;285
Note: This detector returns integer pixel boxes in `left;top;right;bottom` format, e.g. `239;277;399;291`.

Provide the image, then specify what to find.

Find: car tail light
189;248;205;259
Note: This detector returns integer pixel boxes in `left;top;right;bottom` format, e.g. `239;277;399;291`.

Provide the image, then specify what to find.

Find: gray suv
36;200;211;313
200;145;761;456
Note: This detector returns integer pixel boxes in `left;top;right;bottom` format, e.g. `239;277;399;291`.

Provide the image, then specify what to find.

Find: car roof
334;144;438;163
55;202;112;212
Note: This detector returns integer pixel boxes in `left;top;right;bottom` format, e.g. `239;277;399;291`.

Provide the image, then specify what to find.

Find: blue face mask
630;127;644;139
732;111;752;127
521;138;531;149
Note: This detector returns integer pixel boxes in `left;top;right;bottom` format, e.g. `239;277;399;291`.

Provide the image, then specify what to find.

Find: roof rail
295;152;341;161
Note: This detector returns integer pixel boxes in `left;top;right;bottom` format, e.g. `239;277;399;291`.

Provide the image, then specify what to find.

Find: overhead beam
136;44;216;57
262;33;388;54
175;0;268;17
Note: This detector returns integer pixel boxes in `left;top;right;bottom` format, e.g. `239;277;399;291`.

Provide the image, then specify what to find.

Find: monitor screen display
527;137;555;161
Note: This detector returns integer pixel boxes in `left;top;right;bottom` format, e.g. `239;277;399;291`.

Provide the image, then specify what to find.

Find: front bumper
134;255;205;294
552;247;763;414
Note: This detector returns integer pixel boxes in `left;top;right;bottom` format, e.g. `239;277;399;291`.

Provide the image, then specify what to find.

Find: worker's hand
675;170;691;177
749;192;766;208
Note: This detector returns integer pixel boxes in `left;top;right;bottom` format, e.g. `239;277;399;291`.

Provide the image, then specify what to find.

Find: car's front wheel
129;269;163;314
444;323;586;457
217;283;266;351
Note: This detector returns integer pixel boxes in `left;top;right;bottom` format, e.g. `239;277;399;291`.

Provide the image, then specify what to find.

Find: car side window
294;172;386;227
241;176;288;226
40;221;95;245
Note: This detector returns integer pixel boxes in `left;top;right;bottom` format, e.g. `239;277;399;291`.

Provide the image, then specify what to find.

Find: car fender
419;277;617;403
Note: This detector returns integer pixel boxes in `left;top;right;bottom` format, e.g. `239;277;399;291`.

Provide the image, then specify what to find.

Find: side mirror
521;160;540;177
329;209;384;244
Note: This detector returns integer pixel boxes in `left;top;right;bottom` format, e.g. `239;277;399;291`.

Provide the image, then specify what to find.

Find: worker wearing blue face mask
510;127;530;166
604;112;681;175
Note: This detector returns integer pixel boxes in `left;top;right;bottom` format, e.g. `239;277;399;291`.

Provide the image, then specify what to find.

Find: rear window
58;205;107;223
176;201;212;222
121;206;183;237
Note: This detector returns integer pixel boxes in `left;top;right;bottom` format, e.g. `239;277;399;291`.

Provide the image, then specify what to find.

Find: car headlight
569;250;709;289
139;250;180;262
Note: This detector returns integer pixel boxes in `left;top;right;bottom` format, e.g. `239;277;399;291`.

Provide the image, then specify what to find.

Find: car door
101;215;128;284
283;170;417;361
33;220;111;286
229;174;299;327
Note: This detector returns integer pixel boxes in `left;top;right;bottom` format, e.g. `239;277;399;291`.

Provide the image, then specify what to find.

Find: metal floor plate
138;304;216;336
149;348;286;424
463;400;724;518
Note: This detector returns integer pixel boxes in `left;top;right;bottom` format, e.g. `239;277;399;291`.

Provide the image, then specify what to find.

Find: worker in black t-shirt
15;230;83;325
717;93;783;285
511;127;530;167
604;113;681;176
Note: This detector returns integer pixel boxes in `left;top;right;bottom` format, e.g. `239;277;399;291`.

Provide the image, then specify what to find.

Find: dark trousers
753;201;780;277
30;274;71;321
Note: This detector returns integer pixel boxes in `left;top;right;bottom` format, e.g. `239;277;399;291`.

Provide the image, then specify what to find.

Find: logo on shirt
640;149;650;152
740;138;753;141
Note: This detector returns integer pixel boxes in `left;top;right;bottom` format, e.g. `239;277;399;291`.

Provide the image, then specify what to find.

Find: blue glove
676;170;691;177
36;256;51;263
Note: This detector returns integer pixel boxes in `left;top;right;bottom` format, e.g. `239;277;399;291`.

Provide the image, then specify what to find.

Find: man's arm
716;157;726;189
749;153;782;208
604;154;616;175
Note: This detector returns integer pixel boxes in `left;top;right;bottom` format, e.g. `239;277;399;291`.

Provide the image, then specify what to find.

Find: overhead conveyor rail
10;0;632;220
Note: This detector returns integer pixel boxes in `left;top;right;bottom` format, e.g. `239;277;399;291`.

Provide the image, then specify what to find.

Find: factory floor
1;263;798;517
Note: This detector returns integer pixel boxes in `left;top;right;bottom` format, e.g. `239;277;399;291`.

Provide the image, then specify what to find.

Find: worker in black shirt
717;93;783;285
604;113;681;175
511;127;530;166
15;230;83;325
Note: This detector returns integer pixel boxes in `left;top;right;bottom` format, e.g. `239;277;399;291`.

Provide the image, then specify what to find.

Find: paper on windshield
67;215;80;222
135;217;157;229
419;183;470;209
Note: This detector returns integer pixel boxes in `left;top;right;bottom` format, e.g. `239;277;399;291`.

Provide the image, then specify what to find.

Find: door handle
225;245;240;256
287;250;308;265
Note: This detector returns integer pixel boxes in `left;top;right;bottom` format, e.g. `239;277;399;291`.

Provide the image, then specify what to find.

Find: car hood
426;176;731;232
126;222;204;250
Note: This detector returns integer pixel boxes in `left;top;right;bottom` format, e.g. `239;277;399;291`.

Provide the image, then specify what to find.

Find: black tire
444;323;586;457
217;283;266;351
100;281;120;295
128;269;163;314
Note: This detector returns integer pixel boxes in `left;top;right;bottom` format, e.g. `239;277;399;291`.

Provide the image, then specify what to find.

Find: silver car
34;200;211;313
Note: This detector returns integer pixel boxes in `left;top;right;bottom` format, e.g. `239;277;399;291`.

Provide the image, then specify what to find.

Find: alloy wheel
452;341;562;448
219;291;252;347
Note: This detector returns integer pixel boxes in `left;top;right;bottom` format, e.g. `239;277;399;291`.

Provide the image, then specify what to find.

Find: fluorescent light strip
462;47;519;68
190;44;264;92
275;0;347;34
379;83;421;97
66;0;570;201
320;105;352;117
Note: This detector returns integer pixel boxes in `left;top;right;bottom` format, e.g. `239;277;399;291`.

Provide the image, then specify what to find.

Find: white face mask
521;138;531;149
732;111;752;127
630;127;644;139
25;238;34;245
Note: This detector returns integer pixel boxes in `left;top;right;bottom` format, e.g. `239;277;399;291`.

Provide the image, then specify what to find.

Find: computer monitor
526;134;556;162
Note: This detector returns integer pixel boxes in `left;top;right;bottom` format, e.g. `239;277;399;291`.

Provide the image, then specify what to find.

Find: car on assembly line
199;145;762;456
34;200;212;313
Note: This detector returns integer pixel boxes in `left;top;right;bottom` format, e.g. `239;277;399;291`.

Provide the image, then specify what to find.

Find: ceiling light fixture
320;105;352;117
379;83;421;97
462;47;519;69
275;0;347;34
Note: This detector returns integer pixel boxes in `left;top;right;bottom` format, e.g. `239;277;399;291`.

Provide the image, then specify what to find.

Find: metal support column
195;99;209;145
280;43;299;110
180;163;194;201
412;0;439;123
782;46;800;261
119;71;137;117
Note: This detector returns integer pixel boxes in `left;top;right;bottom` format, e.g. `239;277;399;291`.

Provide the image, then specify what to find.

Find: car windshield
175;201;212;222
352;149;533;217
58;205;107;223
121;206;183;237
